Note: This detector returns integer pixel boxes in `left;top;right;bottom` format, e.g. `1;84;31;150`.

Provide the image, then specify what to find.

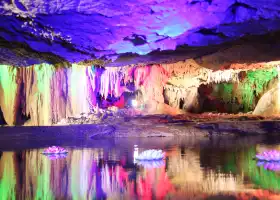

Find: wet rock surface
53;107;280;138
56;107;204;137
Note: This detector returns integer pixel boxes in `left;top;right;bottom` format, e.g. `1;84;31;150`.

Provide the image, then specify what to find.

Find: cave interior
1;0;280;126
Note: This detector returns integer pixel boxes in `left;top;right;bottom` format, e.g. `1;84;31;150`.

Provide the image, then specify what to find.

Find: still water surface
1;136;280;200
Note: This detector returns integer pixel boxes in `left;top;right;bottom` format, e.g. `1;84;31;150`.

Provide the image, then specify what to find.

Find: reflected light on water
167;148;242;193
0;145;280;199
0;152;16;200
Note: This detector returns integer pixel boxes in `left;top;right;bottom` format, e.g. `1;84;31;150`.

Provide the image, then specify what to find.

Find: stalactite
99;67;123;99
50;68;68;123
164;85;199;111
3;64;127;125
67;64;91;116
86;66;97;108
21;66;33;121
35;64;54;125
0;65;19;125
206;69;240;84
19;65;100;125
164;85;186;109
21;64;55;125
2;60;246;125
1;58;277;125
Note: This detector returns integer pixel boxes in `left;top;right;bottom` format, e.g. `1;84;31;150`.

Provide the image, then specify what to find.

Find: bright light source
131;99;138;107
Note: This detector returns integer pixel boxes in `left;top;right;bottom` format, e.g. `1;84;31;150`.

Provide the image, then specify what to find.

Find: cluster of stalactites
160;60;241;87
0;65;19;125
0;61;253;125
99;67;124;99
24;64;55;125
205;69;240;84
164;84;198;111
0;64;140;125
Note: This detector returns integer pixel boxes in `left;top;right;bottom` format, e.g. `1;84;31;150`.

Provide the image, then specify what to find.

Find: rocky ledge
54;107;280;138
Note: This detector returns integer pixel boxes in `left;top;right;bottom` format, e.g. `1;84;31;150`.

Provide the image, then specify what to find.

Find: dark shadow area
16;81;31;125
198;84;243;114
205;195;238;200
0;107;7;125
0;36;70;67
196;121;280;136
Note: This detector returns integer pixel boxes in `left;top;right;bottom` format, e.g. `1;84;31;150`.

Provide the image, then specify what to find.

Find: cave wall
0;60;279;126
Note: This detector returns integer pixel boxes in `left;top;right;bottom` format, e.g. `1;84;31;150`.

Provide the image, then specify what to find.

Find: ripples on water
1;136;280;199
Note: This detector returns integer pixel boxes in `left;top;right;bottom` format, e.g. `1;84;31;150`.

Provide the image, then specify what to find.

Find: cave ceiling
1;0;280;67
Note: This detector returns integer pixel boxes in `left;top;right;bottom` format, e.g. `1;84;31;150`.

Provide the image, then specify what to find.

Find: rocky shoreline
1;107;280;138
51;107;280;138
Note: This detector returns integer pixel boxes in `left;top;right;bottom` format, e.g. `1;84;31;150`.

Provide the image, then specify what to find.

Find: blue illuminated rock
1;0;280;66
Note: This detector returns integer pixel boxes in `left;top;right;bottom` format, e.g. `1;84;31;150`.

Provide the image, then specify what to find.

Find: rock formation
253;87;280;116
0;57;279;126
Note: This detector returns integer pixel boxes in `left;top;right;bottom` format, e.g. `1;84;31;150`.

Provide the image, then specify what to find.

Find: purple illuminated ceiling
1;0;280;66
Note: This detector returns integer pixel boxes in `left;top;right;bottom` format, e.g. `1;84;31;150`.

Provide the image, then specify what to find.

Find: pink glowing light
256;150;280;161
42;146;68;154
44;154;68;160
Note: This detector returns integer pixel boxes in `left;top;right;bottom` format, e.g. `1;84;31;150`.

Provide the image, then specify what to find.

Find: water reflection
0;152;16;200
1;143;280;199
